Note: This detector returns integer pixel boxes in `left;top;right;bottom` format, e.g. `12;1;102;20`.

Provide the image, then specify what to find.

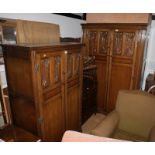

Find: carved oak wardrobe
82;23;148;112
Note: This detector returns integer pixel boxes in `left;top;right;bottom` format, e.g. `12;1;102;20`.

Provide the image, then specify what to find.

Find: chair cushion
82;113;106;134
91;111;119;137
116;90;155;139
113;129;146;141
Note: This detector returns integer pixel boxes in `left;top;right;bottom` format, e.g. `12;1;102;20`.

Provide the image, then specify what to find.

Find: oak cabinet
82;23;147;112
2;43;83;141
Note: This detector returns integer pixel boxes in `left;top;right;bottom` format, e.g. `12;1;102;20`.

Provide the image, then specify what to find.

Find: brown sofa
91;90;155;141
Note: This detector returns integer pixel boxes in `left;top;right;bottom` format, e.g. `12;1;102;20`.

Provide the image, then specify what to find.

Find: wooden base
0;125;39;142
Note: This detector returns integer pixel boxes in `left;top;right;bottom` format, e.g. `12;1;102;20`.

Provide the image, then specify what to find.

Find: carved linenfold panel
99;31;109;54
123;32;135;57
88;31;98;55
113;32;123;56
41;58;50;88
54;56;61;83
67;54;73;78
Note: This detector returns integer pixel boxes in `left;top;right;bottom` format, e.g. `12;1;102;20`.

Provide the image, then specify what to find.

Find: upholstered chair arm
91;110;119;137
148;125;155;142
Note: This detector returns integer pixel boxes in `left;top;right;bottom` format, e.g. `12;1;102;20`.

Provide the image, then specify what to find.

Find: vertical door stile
130;31;138;89
79;52;83;127
31;50;45;139
106;30;113;112
63;50;68;130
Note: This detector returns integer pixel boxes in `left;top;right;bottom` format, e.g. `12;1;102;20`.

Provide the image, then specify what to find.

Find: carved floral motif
99;31;109;54
54;56;61;82
89;31;97;55
123;32;135;57
113;32;123;55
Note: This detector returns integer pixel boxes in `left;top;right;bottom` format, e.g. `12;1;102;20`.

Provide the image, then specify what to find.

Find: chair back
116;90;155;139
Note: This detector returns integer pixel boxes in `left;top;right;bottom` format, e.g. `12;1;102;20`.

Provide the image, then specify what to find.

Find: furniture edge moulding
81;23;148;29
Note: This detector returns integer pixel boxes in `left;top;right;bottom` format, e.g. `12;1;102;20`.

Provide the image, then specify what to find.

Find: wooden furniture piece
82;23;148;113
0;19;60;45
0;79;12;128
0;19;60;55
16;20;60;44
60;37;81;43
0;19;17;57
0;125;39;142
2;42;83;141
82;56;97;124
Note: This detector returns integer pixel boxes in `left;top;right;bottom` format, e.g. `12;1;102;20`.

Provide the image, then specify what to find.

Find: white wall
142;20;155;89
0;13;85;37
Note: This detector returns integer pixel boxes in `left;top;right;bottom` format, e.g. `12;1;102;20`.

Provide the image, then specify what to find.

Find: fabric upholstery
62;130;123;142
91;90;155;141
148;125;155;142
91;111;119;137
82;113;105;134
116;90;155;139
113;129;146;141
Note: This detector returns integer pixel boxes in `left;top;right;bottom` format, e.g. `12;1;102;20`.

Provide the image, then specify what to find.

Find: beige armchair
91;90;155;141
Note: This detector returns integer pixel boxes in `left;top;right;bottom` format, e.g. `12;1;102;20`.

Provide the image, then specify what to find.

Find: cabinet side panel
3;49;37;135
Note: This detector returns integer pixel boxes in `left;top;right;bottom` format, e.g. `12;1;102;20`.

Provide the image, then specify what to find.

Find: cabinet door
36;52;65;141
65;50;81;130
95;30;111;112
106;29;137;112
86;30;98;56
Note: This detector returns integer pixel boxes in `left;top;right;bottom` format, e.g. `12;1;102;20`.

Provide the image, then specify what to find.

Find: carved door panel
106;29;137;112
37;52;65;141
40;54;61;90
87;30;98;56
95;30;111;112
65;50;81;130
112;30;136;57
98;30;111;55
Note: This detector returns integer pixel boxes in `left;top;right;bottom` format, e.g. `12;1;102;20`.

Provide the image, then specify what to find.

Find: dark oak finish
82;23;148;112
0;125;39;142
65;51;81;130
2;42;83;141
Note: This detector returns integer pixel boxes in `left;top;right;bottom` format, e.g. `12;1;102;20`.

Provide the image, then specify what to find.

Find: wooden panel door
95;30;111;112
65;50;81;131
36;52;65;141
106;29;138;112
86;30;98;56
